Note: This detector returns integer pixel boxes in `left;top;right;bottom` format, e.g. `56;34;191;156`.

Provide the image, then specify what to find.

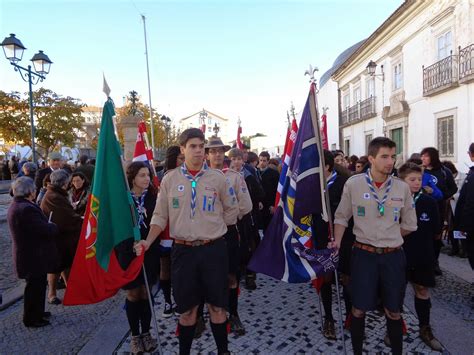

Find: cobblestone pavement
0;197;21;294
115;274;450;354
0;288;126;354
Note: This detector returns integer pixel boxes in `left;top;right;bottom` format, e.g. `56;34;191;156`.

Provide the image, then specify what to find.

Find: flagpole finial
304;64;319;84
103;73;111;98
237;116;241;126
322;106;329;115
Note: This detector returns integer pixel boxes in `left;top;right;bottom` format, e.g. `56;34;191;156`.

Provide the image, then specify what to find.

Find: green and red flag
64;100;144;305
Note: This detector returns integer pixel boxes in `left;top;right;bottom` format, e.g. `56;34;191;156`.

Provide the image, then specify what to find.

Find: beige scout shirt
150;166;239;242
224;168;252;224
334;173;418;248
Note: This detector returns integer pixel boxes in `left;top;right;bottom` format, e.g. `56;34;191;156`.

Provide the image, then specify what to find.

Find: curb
0;281;24;311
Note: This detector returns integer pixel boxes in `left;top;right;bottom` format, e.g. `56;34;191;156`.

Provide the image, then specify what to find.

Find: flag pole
105;86;163;353
305;65;347;355
141;14;156;157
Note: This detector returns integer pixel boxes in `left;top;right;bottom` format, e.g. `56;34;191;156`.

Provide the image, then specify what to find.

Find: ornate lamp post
1;34;53;163
161;115;172;146
366;60;385;111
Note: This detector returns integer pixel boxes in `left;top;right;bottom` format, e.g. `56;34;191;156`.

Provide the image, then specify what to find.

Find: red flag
274;118;298;207
63;198;145;305
236;124;243;149
133;121;159;187
320;111;329;150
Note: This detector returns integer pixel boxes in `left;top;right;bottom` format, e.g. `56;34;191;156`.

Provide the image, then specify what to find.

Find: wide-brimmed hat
205;137;231;152
49;152;63;160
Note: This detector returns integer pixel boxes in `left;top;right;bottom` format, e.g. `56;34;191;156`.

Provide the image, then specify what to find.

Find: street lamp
160;115;172;146
1;34;53;163
366;60;384;79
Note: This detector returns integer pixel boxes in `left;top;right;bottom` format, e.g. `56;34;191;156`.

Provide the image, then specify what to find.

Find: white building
178;108;233;144
319;0;474;172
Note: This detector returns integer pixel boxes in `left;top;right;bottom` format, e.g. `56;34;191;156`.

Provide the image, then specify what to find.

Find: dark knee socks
125;299;141;336
342;285;352;318
178;323;196;355
386;317;403;355
321;283;333;320
350;314;365;355
414;297;431;327
229;288;238;316
161;279;172;304
140;299;152;334
210;321;228;354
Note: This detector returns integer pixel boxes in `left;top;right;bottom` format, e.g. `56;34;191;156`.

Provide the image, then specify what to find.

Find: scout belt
353;241;401;254
174;237;223;247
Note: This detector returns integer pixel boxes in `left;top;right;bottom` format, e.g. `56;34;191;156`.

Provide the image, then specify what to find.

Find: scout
398;162;442;351
135;128;238;355
206;136;253;335
332;137;418;355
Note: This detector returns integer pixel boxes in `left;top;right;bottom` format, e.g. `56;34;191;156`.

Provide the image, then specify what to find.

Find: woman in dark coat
8;177;59;327
68;171;90;216
40;169;83;305
115;161;159;354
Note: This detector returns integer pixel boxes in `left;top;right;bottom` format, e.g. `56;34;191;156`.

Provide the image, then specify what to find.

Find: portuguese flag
64;100;144;305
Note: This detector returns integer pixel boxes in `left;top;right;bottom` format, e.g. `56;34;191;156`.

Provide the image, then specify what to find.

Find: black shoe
459;250;468;258
24;319;50;328
57;277;66;290
194;316;206;339
229;314;246;336
322;318;336;340
434;264;442;276
245;276;257;291
43;312;52;318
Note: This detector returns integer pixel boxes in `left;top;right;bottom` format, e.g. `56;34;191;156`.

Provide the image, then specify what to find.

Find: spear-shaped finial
304;64;319;83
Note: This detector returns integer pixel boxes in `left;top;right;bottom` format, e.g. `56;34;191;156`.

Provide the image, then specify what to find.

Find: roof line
180;109;230;122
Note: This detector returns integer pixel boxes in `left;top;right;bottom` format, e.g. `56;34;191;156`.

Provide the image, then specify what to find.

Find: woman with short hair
8;177;59;327
40;169;83;305
68;171;90;216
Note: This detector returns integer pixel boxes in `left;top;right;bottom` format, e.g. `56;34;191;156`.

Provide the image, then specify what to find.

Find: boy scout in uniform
136;128;238;355
206;136;253;336
332;137;418;355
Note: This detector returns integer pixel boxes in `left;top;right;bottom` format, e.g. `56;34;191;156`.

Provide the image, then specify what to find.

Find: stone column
120;113;142;162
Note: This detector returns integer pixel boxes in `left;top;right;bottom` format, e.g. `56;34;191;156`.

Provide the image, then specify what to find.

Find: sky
0;0;402;144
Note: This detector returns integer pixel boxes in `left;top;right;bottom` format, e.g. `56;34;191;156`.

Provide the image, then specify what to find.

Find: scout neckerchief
413;190;423;205
131;189;148;228
365;168;393;217
326;171;338;189
181;162;209;219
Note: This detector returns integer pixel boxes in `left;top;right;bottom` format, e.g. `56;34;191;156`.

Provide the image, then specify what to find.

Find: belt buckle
191;240;203;247
375;247;384;254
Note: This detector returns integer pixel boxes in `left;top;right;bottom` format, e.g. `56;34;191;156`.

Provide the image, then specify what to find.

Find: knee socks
125;299;141;336
210;321;228;354
321;283;333;321
229;288;238;317
414;297;431;327
386;317;403;355
342;285;352;319
161;279;172;304
178;323;196;355
350;314;365;355
140;299;152;334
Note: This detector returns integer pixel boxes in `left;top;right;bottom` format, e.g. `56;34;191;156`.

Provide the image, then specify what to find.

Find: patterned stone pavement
114;275;449;354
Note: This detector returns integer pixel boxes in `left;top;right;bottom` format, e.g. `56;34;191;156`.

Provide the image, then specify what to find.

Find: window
366;78;375;98
390;128;403;155
353;87;361;104
343;93;350;109
437;31;453;60
438;116;454;157
331;143;337;151
365;134;373;154
208;117;212;125
344;139;350;156
393;62;403;90
208;126;212;133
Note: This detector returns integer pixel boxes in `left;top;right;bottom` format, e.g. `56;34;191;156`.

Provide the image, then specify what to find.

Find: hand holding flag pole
305;65;347;354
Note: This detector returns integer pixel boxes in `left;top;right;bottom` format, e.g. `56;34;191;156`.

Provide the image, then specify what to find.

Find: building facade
178;108;233;144
319;0;474;171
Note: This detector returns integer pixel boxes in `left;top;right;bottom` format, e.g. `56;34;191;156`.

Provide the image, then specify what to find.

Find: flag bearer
135;128;238;355
206;137;253;336
332;137;418;355
398;162;443;351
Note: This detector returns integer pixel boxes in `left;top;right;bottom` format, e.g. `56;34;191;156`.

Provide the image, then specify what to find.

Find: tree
0;90;31;145
33;88;85;159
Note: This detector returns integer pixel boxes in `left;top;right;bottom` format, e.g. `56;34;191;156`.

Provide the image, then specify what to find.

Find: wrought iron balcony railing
459;44;474;83
340;96;377;126
423;53;459;96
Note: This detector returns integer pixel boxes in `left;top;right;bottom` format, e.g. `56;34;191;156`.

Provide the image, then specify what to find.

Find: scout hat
205;136;231;152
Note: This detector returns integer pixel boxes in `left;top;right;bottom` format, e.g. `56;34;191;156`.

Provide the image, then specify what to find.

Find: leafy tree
0;90;31;145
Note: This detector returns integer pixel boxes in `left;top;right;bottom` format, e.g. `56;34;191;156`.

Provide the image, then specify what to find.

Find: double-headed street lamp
1;33;53;163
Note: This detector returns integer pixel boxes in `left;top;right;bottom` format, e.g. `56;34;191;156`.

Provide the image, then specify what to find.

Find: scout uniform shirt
334;172;418;248
223;168;252;224
150;164;239;242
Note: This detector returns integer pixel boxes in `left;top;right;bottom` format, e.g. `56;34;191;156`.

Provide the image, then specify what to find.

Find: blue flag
248;85;338;283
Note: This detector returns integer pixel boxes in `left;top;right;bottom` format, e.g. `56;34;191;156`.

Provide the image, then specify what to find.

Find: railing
423;54;458;96
459;44;474;83
340;96;377;126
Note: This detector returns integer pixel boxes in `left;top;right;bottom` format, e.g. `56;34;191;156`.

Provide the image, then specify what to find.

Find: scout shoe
130;335;144;354
229;315;246;336
419;325;442;352
322;318;336;340
141;332;158;353
162;302;174;318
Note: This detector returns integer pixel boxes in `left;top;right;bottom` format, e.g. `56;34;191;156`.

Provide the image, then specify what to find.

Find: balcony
459;44;474;84
340;96;377;127
423;54;459;96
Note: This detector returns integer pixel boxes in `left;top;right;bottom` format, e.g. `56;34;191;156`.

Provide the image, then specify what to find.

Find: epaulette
209;168;225;176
